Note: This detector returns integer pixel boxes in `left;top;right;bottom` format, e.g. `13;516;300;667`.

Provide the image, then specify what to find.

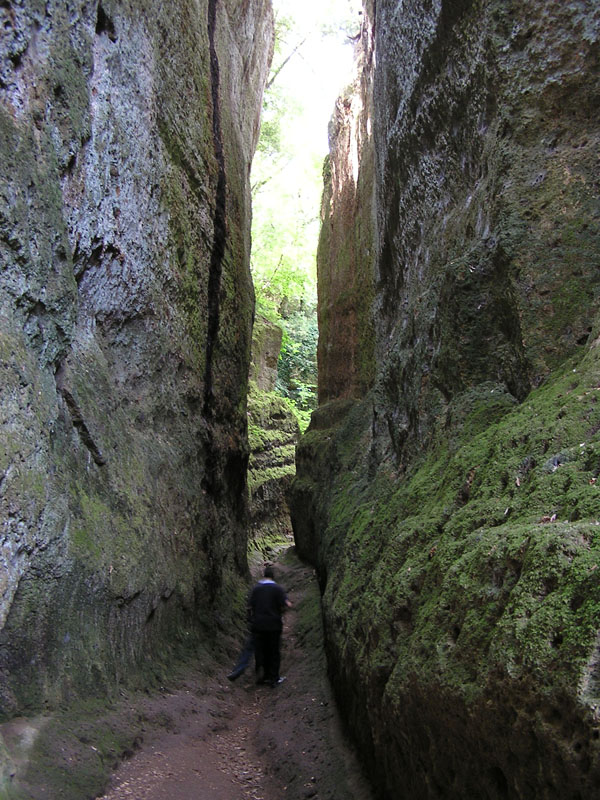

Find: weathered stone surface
290;0;600;797
0;0;273;720
247;316;298;550
372;0;600;463
250;314;282;392
317;4;375;404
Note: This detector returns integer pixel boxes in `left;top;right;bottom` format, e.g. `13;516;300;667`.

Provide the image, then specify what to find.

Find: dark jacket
249;579;288;632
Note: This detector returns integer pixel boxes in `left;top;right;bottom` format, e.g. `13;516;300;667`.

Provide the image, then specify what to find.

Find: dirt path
97;548;375;800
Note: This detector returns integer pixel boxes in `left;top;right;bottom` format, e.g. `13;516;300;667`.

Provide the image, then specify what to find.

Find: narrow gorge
1;1;600;799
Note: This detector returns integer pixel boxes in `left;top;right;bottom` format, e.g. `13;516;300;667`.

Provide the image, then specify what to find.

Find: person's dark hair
264;565;274;579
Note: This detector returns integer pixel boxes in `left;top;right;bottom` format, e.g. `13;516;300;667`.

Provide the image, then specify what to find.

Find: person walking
249;565;291;687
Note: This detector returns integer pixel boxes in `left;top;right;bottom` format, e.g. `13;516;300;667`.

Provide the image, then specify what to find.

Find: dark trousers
254;629;281;683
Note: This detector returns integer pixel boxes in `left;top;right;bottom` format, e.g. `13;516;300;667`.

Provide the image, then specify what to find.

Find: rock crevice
204;0;228;418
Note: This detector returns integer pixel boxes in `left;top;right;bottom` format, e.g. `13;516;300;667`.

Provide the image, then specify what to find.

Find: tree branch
266;37;307;90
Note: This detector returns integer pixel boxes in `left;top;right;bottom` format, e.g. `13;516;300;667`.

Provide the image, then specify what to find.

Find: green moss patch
291;340;600;793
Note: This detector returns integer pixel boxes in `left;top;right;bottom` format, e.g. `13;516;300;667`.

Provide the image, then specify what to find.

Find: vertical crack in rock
55;361;107;466
204;0;227;419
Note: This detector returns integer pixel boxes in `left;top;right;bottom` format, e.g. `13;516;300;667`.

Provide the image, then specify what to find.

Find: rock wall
249;313;282;393
316;5;375;404
290;0;600;797
248;315;298;551
0;0;273;716
373;0;600;463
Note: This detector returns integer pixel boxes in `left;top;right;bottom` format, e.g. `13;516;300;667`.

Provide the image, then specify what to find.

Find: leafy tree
275;304;319;429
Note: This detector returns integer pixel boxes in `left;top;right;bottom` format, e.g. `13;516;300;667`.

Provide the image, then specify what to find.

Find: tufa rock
247;316;299;552
0;0;273;713
290;0;600;797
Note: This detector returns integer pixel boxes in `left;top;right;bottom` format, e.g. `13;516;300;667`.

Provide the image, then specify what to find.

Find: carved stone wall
291;1;600;796
0;0;273;714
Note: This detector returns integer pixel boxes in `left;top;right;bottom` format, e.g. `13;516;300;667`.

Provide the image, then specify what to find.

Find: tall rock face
290;1;600;797
373;0;600;463
0;0;273;715
316;6;375;404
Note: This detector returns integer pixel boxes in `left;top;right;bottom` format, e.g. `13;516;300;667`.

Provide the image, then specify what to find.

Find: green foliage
250;0;362;422
275;306;318;425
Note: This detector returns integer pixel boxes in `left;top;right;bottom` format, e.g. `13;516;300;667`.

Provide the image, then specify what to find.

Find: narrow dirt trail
98;548;375;800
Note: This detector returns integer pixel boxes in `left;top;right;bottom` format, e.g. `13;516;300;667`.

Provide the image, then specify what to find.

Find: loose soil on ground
82;547;375;800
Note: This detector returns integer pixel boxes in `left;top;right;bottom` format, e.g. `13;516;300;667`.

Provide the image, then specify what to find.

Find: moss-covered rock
247;379;299;553
291;0;600;796
245;315;300;556
0;0;273;744
291;343;600;798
